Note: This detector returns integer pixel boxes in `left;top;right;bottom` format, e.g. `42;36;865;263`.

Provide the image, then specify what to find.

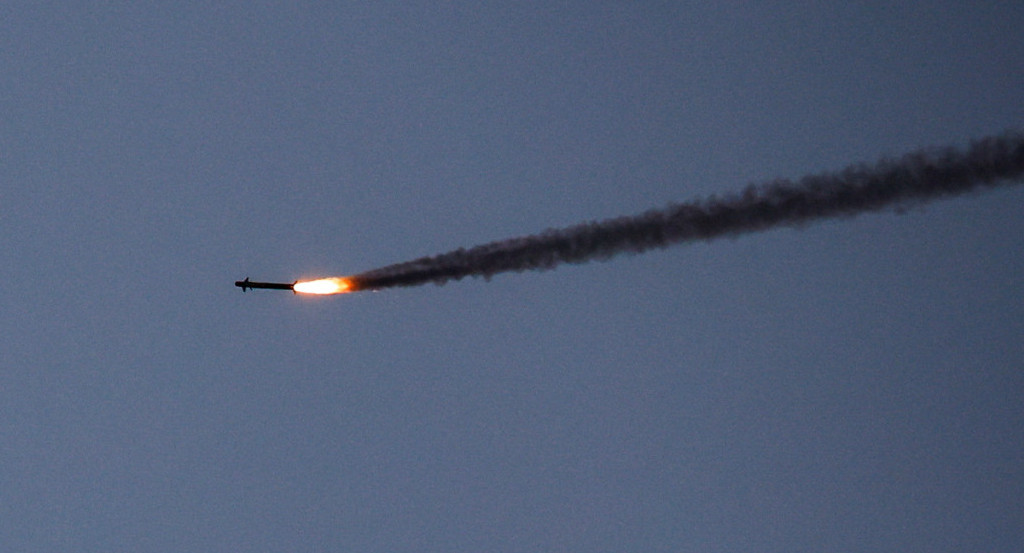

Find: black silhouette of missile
235;277;296;293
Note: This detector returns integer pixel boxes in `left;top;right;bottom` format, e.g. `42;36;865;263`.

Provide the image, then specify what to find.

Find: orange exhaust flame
293;277;352;295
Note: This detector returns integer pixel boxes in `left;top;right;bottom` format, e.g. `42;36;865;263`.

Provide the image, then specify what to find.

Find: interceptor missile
235;277;296;293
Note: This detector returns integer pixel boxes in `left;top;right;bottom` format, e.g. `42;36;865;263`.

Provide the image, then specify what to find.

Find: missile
235;277;296;293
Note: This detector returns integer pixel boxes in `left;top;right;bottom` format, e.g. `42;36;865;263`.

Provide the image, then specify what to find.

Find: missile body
235;278;295;292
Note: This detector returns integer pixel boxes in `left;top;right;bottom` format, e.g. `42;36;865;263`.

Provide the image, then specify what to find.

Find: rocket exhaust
344;131;1024;292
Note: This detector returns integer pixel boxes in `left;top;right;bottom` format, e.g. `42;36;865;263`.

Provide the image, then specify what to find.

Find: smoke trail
347;132;1024;291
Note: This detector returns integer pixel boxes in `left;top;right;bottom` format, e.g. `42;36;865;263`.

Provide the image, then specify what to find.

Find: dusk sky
2;3;1022;552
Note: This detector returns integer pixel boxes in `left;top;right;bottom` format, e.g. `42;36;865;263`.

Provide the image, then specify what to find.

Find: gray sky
2;3;1022;552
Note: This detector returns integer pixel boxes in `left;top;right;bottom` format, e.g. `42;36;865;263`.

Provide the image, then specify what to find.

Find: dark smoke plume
348;132;1024;291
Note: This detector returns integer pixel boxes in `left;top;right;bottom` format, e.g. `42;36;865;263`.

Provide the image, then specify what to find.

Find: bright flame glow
293;277;352;295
